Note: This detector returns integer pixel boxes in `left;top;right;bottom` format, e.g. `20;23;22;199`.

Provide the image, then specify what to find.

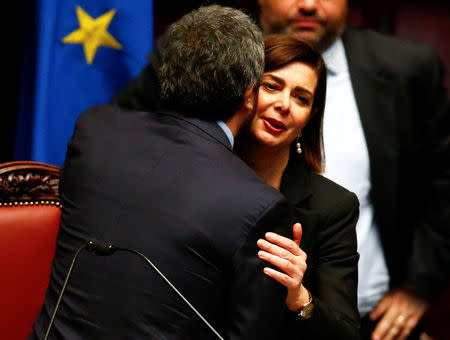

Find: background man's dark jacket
340;28;449;301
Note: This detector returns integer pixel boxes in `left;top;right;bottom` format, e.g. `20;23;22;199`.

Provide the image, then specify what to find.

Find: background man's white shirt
322;39;390;316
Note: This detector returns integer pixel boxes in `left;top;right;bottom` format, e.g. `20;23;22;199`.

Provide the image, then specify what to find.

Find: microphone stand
44;239;224;340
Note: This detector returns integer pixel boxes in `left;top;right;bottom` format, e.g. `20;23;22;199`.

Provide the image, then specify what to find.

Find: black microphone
44;238;224;340
86;238;117;255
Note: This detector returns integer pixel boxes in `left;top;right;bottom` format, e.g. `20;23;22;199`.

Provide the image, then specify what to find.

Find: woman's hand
257;223;310;311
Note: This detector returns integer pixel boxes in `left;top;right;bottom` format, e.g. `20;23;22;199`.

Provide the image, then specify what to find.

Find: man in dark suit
112;1;449;339
29;5;296;339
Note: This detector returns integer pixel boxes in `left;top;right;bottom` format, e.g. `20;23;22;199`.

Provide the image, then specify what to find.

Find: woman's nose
274;92;290;113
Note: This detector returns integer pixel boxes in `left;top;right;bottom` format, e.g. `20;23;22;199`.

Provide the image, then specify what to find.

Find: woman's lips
263;118;286;133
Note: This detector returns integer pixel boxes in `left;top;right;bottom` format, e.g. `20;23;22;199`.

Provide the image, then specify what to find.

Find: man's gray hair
159;5;264;121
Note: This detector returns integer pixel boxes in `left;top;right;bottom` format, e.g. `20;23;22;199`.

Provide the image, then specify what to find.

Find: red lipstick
263;118;285;133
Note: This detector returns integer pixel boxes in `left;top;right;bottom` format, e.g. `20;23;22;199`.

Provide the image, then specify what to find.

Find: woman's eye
263;83;277;91
295;96;309;104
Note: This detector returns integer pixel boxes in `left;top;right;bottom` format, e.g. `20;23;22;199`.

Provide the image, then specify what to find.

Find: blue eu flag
15;0;153;166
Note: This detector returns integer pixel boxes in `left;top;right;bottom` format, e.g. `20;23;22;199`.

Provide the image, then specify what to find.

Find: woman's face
250;61;318;149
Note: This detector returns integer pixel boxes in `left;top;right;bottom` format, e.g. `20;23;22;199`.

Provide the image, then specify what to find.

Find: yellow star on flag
62;6;122;65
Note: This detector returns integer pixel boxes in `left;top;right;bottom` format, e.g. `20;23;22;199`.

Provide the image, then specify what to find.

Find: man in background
30;5;295;339
112;1;450;339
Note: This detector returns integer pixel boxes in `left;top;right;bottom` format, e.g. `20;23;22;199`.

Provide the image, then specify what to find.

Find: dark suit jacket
29;105;296;339
342;28;450;302
281;155;360;339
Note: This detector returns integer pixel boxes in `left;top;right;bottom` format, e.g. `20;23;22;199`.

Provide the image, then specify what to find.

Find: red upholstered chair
0;161;61;340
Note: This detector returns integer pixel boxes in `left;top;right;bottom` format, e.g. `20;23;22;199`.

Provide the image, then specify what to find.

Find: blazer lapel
342;28;399;232
280;156;318;268
280;156;313;205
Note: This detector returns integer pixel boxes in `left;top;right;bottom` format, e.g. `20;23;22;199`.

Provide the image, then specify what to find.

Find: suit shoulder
344;28;441;72
77;104;143;122
214;162;289;218
346;28;437;55
308;172;359;211
77;104;113;120
74;104;160;134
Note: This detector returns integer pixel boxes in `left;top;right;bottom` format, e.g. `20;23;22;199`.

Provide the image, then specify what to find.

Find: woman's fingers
257;225;307;290
257;239;306;268
262;267;299;289
257;238;291;261
258;249;303;278
292;223;302;246
262;231;303;256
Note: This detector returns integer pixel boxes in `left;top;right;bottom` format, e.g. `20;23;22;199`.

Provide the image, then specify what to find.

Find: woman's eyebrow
293;87;314;97
265;74;314;97
264;74;285;85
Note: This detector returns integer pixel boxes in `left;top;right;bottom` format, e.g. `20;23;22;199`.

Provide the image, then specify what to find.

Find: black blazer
281;155;360;340
30;105;297;340
342;28;450;302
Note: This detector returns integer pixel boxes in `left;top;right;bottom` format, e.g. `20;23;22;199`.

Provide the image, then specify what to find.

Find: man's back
30;105;293;339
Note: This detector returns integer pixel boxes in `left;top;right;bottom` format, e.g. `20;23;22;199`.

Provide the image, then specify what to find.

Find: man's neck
223;116;241;138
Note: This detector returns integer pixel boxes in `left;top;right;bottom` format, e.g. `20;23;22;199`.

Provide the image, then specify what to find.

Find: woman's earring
296;135;302;154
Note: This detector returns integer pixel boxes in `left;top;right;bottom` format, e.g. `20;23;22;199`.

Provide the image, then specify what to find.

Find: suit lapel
280;156;313;205
280;157;318;268
342;29;399;229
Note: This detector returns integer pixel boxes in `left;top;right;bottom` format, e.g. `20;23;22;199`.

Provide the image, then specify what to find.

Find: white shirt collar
322;38;348;76
216;120;234;148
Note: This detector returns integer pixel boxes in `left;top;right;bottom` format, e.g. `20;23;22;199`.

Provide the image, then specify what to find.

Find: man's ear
243;86;258;112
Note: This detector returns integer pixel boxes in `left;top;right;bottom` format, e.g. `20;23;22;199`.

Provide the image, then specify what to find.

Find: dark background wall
3;0;449;163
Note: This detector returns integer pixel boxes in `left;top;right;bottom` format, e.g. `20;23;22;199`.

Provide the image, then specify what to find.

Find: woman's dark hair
264;34;326;173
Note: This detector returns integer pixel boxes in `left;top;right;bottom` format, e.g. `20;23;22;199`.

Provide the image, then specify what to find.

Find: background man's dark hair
159;5;264;121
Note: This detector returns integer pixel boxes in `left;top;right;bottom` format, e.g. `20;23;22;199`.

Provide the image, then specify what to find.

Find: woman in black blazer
236;34;360;339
